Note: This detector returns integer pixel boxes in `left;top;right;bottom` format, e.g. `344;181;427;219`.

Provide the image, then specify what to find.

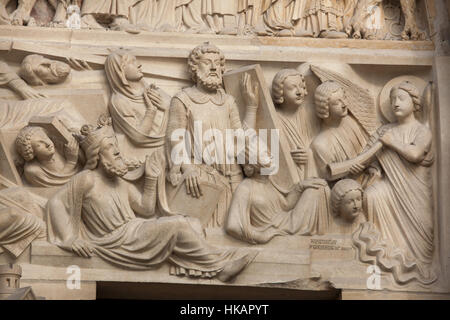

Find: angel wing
422;81;434;128
310;65;380;135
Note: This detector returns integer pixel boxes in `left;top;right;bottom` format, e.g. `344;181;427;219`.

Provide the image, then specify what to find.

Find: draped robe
81;0;143;20
46;170;251;274
359;122;436;284
261;0;304;33
225;106;330;244
300;0;346;36
105;53;169;164
167;87;244;228
0;188;46;258
311;116;368;181
23;151;79;188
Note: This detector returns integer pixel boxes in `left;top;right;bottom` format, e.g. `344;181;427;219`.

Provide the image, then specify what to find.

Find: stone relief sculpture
166;42;260;228
259;0;304;37
353;79;436;285
80;0;142;33
104;50;170;164
46;116;257;281
329;178;366;234
15;126;81;187
0;188;46;258
309;80;370;182
298;0;353;38
0;61;46;100
0;0;70;26
19;54;71;86
237;0;262;35
0;25;444;298
202;0;238;35
225;69;331;244
0;0;429;40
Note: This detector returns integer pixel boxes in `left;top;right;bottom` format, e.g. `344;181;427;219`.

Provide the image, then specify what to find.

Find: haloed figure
16;126;80;187
363;80;435;283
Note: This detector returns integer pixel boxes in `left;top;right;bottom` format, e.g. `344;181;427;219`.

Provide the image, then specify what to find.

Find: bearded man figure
166;42;260;228
46;116;256;281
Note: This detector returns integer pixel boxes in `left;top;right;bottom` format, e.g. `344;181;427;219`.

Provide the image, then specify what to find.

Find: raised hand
241;72;259;108
146;84;169;111
64;137;80;164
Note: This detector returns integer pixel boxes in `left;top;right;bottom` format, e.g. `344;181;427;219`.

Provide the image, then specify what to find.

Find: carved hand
349;163;365;176
290;147;308;166
71;239;94;258
169;165;183;186
18;85;47;100
182;164;202;198
64;137;80;164
379;129;395;148
146;85;169;111
296;178;328;193
241;72;259;109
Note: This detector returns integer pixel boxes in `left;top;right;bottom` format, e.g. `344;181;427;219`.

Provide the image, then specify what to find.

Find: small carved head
272;69;307;107
19;54;71;86
16;126;55;162
390;80;422;120
331;179;363;222
314;80;347;120
188;42;225;90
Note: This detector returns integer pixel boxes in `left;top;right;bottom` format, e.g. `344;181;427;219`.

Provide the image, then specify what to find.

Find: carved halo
378;75;428;123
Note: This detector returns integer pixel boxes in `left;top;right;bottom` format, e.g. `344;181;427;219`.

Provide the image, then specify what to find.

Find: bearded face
36;59;71;85
98;137;128;178
195;52;223;91
20;55;71;86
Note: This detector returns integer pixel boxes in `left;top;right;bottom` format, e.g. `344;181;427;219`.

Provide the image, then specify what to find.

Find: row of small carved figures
0;0;426;40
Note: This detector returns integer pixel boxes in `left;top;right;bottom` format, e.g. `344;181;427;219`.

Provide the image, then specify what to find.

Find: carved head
19;54;71;86
272;69;307;107
331;179;363;222
76;116;128;177
314;80;347;120
390;80;421;120
16;126;55;162
188;42;225;90
105;50;144;97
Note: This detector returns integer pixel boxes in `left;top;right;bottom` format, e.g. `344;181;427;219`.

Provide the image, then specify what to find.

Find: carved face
123;55;144;82
328;88;347;119
390;88;414;120
283;75;306;107
30;130;55;161
98;136;128;177
196;52;223;89
34;58;71;85
339;189;363;222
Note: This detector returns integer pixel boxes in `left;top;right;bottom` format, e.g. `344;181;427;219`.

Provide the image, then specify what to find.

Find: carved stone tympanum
0;2;448;300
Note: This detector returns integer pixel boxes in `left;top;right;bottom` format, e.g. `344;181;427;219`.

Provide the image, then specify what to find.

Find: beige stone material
0;9;448;299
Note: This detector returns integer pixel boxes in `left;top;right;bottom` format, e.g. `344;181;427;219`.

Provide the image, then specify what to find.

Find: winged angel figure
309;64;381;183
